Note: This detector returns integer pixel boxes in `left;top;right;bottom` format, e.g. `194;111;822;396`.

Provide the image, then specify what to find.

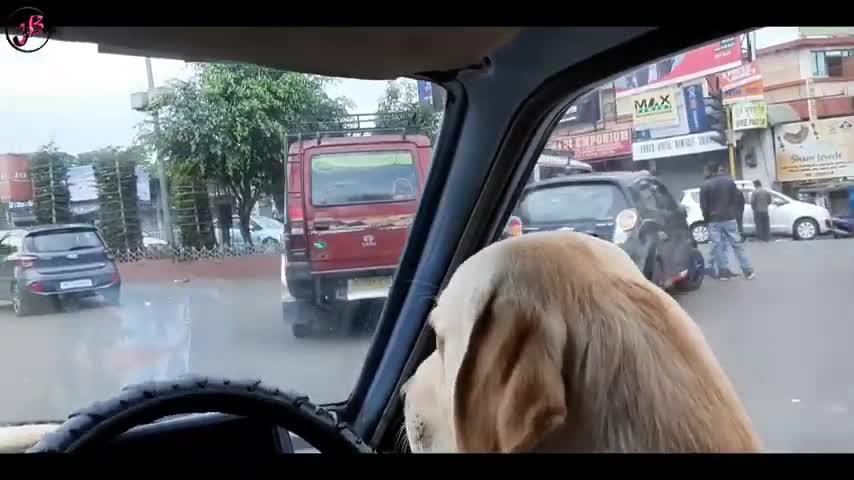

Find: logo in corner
6;6;49;53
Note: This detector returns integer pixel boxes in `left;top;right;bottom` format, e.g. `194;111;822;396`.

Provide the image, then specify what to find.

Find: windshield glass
311;151;417;205
26;230;104;252
0;38;442;423
251;216;283;230
520;183;628;223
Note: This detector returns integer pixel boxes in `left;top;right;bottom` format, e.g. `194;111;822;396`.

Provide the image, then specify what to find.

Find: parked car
0;224;121;316
142;233;168;247
214;215;284;247
682;183;832;243
507;171;705;292
281;131;433;337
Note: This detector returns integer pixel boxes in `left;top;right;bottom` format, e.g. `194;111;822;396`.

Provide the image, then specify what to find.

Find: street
0;238;852;452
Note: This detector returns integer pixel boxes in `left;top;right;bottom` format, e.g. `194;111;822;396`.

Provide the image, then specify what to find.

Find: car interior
13;25;756;453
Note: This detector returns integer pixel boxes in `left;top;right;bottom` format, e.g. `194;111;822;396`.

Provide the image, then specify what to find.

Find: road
0;237;852;452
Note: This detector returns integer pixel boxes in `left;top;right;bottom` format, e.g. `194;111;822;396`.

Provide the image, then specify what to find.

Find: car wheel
102;286;121;306
675;248;705;292
291;323;311;338
690;223;710;243
793;218;819;241
11;283;32;317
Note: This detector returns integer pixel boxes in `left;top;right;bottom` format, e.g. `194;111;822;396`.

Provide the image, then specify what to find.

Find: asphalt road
0;237;852;452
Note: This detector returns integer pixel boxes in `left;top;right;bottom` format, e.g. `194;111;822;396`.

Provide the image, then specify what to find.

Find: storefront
545;126;634;173
632;131;729;195
773;114;854;201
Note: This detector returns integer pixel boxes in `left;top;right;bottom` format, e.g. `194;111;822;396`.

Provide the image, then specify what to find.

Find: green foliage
375;79;439;141
172;175;215;249
138;63;352;244
91;147;143;251
29;142;72;225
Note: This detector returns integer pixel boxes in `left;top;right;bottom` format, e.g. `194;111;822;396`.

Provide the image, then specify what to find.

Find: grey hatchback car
0;225;121;316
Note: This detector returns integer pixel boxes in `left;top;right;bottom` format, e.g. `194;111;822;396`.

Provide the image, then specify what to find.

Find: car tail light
508;216;523;238
110;272;120;285
30;281;44;293
613;208;639;245
16;255;38;269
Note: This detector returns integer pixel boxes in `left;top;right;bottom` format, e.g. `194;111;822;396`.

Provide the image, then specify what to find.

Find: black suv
0;224;121;316
508;171;705;292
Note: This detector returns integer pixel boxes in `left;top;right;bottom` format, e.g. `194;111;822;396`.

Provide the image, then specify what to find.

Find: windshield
311;151;417;205
520;183;628;223
251;216;283;230
0;39;441;424
25;230;104;252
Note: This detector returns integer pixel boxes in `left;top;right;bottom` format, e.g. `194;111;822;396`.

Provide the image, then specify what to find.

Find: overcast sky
0;28;801;156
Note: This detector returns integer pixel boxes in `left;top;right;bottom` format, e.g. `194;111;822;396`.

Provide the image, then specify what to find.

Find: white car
142;234;168;247
681;183;831;243
215;215;284;246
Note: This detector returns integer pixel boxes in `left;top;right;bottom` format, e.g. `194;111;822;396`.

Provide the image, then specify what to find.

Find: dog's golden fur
404;231;761;453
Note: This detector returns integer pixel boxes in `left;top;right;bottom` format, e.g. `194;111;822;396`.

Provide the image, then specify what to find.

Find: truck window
311;150;417;206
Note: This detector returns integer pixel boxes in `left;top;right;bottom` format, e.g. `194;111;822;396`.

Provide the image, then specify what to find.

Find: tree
375;79;439;141
139;63;352;244
172;175;215;249
91;146;144;251
29;142;72;224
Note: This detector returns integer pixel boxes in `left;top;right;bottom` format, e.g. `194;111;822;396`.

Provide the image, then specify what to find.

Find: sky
0;40;389;156
0;28;804;156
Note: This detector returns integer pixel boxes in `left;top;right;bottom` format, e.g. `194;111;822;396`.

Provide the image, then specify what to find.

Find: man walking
750;179;773;242
699;161;756;280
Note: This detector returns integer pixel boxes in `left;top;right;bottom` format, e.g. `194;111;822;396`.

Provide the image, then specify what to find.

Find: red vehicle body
281;131;433;337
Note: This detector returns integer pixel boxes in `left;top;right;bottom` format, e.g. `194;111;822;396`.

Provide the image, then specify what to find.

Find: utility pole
145;57;174;245
726;103;737;178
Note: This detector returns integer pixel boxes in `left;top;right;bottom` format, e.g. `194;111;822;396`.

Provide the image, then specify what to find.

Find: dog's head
403;231;610;453
403;230;758;453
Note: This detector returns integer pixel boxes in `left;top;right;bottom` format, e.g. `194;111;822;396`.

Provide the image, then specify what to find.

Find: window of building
812;49;854;78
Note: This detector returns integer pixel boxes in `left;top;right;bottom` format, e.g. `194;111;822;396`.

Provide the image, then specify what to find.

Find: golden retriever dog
403;230;761;453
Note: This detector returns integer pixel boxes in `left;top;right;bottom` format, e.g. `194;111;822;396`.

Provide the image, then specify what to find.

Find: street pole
726;104;737;178
145;57;174;245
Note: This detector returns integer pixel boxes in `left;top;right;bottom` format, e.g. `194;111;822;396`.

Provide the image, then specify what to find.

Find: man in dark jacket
699;161;755;280
750;179;773;242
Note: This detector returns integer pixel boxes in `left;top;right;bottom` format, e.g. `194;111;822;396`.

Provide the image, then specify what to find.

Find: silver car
0;225;121;316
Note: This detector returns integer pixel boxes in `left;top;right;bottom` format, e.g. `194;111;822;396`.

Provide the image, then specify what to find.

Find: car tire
291;323;311;338
11;283;33;317
674;248;705;292
102;286;121;307
690;222;710;244
793;218;819;241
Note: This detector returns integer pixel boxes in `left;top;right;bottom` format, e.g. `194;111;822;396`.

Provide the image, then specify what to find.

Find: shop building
754;32;854;215
616;36;746;195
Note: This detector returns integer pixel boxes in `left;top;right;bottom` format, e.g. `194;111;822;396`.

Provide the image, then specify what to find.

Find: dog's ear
452;289;568;452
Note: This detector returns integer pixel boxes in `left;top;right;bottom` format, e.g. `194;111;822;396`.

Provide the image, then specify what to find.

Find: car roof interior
49;25;755;453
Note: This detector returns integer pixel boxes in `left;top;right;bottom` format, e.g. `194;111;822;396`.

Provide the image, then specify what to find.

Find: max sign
632;87;678;128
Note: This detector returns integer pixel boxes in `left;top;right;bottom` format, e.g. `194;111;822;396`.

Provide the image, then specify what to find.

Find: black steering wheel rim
28;376;373;454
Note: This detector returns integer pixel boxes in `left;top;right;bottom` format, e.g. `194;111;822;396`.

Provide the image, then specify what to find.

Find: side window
0;235;20;256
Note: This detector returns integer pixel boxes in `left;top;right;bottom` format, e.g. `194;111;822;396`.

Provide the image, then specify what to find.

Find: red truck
281;126;433;338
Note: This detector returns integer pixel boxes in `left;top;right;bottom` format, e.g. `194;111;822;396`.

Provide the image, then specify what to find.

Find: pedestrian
699;160;756;280
750;179;772;242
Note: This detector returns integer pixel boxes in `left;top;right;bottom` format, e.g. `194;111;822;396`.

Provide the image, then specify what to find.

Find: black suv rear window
25;229;104;252
311;150;417;206
520;183;629;224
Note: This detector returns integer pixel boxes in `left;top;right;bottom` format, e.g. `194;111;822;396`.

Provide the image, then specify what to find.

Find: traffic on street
3;25;854;453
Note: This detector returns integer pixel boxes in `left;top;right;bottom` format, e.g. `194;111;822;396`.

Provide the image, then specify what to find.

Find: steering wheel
28;376;373;453
392;178;415;197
